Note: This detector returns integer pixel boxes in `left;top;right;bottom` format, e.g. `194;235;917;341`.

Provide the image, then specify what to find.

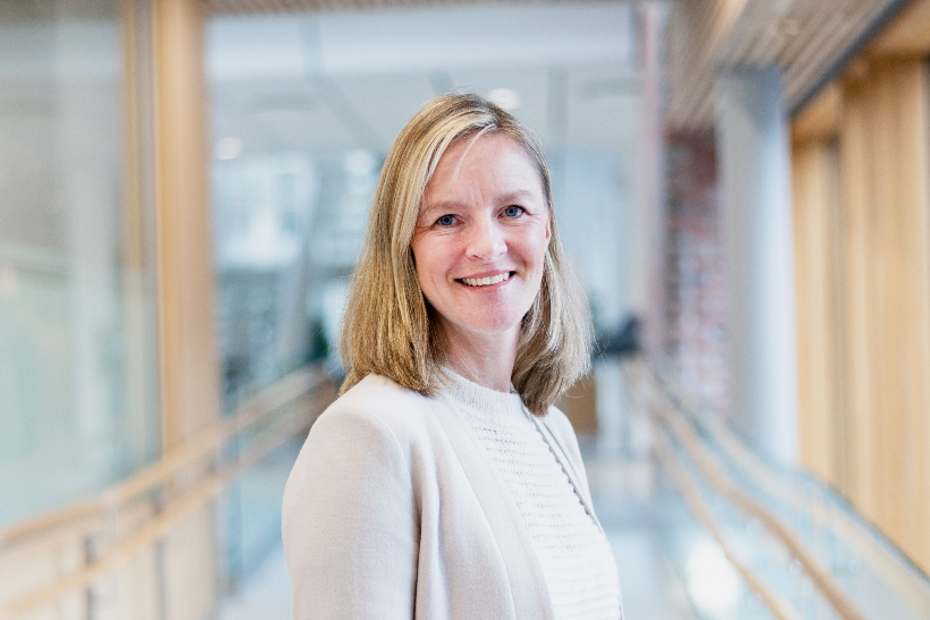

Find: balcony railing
0;366;333;620
623;357;930;620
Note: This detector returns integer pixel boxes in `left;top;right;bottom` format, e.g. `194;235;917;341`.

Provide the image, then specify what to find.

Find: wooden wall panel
0;531;86;620
838;77;876;521
152;0;222;617
154;0;221;450
796;56;930;573
793;138;842;487
856;59;930;570
163;510;218;620
865;59;901;548
882;58;930;570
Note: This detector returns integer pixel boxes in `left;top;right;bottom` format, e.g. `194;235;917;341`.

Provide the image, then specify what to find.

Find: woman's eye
436;214;455;226
503;206;524;217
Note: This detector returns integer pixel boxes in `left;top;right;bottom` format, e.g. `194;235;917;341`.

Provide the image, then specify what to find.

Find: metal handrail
623;358;869;620
0;366;329;618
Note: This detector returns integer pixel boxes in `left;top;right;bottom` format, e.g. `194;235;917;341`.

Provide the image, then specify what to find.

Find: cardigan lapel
533;417;604;535
432;400;555;620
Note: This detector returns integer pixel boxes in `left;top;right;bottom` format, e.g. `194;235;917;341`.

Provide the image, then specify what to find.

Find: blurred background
2;0;930;619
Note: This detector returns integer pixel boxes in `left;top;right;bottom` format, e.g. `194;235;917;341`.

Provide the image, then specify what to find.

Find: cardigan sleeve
282;405;417;620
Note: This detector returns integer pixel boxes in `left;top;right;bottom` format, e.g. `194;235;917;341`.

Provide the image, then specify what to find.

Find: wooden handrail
659;368;930;618
623;360;869;620
0;367;321;549
653;437;803;620
3;392;318;618
0;367;329;618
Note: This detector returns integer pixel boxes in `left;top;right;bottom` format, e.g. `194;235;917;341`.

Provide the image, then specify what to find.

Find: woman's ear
545;203;553;243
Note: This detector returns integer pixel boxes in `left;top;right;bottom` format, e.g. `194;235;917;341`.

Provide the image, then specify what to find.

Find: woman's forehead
424;133;545;197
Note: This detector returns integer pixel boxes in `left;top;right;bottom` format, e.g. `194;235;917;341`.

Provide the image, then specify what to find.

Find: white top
445;371;622;620
282;373;624;619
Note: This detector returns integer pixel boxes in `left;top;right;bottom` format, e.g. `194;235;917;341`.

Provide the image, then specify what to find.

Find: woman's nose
465;217;507;260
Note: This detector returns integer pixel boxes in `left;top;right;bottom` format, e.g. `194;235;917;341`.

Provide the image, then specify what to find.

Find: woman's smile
458;271;514;287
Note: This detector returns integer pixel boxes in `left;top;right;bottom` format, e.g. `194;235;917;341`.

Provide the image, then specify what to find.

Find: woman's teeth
461;273;510;287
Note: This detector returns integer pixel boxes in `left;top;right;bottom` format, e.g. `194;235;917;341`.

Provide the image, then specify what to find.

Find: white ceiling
206;2;640;155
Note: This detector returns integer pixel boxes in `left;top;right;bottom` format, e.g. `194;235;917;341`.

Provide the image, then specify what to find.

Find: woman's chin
439;318;524;344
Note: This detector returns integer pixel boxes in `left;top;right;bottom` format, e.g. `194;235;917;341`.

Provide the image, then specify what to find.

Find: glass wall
213;148;378;395
0;0;160;527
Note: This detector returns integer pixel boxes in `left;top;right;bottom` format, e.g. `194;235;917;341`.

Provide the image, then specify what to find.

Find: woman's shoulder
289;374;439;494
312;373;437;442
333;373;430;413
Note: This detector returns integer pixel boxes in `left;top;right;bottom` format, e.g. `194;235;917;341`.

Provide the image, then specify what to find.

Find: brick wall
664;132;730;414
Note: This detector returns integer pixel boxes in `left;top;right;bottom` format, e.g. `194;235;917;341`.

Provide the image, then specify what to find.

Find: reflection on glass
213;148;379;399
687;540;741;613
0;0;159;527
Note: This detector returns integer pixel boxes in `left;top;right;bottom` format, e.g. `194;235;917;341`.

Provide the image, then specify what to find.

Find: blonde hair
340;94;591;415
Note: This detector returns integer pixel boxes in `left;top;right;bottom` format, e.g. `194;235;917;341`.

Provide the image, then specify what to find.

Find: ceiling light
488;88;521;111
216;137;244;160
0;264;18;299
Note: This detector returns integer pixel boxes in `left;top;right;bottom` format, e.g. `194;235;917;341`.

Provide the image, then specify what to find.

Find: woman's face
411;132;551;347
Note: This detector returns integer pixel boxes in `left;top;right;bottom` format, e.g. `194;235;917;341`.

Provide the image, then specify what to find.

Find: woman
282;94;622;619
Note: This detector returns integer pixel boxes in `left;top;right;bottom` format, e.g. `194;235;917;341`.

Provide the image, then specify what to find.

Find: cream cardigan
282;374;614;620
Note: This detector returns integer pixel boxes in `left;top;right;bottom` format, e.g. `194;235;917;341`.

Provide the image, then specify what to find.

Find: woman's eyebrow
424;189;537;212
420;199;463;215
497;189;536;203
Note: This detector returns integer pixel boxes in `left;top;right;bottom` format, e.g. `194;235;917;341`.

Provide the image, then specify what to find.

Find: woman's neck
439;325;519;393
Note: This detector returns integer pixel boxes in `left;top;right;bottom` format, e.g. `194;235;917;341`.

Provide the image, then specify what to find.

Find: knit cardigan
282;373;616;620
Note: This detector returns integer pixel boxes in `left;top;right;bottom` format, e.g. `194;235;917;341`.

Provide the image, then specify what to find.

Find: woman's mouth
458;272;514;287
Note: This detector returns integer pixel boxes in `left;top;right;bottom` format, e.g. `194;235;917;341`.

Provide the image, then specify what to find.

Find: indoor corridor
6;0;930;619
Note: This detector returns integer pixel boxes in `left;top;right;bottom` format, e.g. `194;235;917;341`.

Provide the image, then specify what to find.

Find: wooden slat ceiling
207;0;593;14
666;0;909;131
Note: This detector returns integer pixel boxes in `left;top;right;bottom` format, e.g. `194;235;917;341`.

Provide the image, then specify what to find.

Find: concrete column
715;67;799;466
638;1;667;365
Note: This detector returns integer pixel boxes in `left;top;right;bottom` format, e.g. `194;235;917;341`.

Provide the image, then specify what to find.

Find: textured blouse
445;371;621;620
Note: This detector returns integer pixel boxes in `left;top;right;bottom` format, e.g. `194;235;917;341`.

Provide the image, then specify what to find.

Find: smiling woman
282;94;623;620
411;132;551;392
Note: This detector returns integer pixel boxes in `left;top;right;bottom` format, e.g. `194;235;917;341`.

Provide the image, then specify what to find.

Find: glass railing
0;366;333;619
622;358;930;620
663;372;930;620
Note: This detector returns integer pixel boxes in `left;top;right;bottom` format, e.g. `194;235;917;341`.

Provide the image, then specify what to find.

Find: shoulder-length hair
340;93;591;416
